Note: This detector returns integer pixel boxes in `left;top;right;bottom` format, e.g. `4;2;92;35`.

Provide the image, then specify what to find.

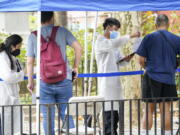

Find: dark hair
103;18;121;30
155;14;169;27
41;11;54;23
0;34;22;70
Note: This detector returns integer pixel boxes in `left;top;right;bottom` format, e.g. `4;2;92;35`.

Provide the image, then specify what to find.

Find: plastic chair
64;96;104;135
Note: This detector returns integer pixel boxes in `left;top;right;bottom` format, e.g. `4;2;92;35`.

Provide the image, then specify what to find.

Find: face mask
110;31;120;39
11;49;20;56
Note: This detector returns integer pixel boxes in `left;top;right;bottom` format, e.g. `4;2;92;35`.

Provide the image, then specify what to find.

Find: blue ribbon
78;70;144;78
0;69;180;81
0;75;36;81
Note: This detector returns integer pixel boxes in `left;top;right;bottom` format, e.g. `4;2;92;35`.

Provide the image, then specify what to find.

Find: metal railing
1;69;180;135
40;98;180;135
2;98;180;135
0;104;36;135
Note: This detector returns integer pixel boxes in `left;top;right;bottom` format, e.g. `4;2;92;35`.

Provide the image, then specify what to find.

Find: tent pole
83;12;88;96
36;11;41;135
88;11;98;96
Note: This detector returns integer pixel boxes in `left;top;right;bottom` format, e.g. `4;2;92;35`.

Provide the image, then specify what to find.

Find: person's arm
0;57;24;83
139;56;146;68
95;36;130;53
175;35;180;55
111;35;130;48
27;57;35;93
65;28;83;78
136;34;150;69
71;41;83;77
97;32;140;53
26;34;36;93
112;32;140;48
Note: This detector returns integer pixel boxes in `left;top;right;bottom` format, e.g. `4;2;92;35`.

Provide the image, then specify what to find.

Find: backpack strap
32;31;37;36
32;31;46;43
50;26;59;41
158;31;177;54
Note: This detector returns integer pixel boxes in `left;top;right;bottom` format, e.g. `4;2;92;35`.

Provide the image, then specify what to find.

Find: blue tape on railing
0;75;36;81
78;70;144;78
0;69;180;81
78;68;180;77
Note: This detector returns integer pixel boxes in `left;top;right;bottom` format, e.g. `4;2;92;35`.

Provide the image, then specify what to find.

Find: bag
158;31;180;68
33;26;67;83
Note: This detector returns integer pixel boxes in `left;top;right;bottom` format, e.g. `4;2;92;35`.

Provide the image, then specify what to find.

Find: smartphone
72;71;77;81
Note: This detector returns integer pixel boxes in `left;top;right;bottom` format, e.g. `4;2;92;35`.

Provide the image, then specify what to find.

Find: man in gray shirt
26;11;82;135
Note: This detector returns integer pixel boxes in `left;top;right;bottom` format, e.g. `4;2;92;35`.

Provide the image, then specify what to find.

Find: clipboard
117;52;135;64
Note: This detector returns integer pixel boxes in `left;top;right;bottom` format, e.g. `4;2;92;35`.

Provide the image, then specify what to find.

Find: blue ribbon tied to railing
0;69;180;81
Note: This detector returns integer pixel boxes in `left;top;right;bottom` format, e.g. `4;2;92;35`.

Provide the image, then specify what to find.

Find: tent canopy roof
0;0;180;11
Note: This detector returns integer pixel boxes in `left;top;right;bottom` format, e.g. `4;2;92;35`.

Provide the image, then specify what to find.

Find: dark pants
0;116;1;135
84;103;124;135
84;115;92;127
104;111;119;135
84;112;119;135
142;73;177;102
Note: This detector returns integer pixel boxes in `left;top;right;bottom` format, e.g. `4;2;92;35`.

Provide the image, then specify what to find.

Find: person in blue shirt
136;14;180;135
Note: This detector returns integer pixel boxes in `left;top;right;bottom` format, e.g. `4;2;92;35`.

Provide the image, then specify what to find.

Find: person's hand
104;26;111;39
124;54;134;62
27;80;34;94
130;32;141;38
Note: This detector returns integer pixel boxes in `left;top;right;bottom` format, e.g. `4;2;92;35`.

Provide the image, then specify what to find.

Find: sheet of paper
133;37;143;52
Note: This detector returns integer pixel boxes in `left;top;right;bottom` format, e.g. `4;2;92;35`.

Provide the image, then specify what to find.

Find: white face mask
110;31;120;39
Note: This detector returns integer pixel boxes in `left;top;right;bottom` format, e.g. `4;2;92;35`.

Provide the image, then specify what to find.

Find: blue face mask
110;31;119;39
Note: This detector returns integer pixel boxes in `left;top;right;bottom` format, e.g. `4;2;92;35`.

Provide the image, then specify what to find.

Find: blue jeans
40;79;75;135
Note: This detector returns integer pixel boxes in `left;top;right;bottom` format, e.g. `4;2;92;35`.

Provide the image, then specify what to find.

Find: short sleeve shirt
136;30;180;85
26;24;77;80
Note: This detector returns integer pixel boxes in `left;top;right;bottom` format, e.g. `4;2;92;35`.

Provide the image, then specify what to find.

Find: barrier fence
1;98;180;135
39;98;180;135
0;104;36;135
1;70;180;134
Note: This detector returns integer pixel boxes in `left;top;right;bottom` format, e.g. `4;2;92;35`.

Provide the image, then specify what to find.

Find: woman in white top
0;34;24;135
95;18;140;135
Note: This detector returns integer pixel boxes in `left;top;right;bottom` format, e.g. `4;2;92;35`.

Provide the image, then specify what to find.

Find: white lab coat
95;35;130;111
0;51;24;135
